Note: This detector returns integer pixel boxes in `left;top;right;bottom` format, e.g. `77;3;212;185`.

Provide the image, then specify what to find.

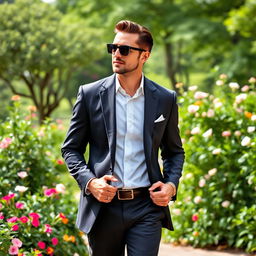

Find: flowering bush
163;75;256;253
0;99;87;255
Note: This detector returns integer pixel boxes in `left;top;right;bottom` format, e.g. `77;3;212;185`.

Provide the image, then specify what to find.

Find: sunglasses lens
119;46;129;56
107;44;115;54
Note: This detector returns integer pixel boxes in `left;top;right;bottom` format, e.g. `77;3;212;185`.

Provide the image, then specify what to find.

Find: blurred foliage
162;75;256;253
0;0;101;123
0;98;88;255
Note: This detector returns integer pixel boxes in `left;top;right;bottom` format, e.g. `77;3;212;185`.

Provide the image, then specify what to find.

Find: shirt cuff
84;178;96;196
166;182;176;196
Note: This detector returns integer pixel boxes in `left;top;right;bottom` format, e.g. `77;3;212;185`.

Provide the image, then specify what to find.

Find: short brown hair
114;20;153;52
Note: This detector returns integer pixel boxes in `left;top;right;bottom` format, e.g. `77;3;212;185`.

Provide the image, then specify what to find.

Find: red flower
19;216;29;223
192;214;199;222
56;159;64;165
11;224;19;231
0;212;4;220
46;246;54;255
51;237;58;246
37;241;46;250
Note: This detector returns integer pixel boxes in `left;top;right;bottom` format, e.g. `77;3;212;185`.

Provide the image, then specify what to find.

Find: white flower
241;136;251;146
194;196;202;204
188;85;198;91
203;128;213;138
213;98;223;108
201;112;207;117
208;168;217;176
234;131;241;137
199;179;206;187
194;91;209;100
185;173;193;179
235;93;247;104
207;109;215;117
249;77;256;83
247;126;255;133
229;82;240;90
191;127;200;135
15;186;28;192
221;200;230;208
188;105;199;113
216;80;224;86
212;148;221;155
73;253;80;256
56;183;66;194
17;171;28;179
251;115;256;121
172;208;182;215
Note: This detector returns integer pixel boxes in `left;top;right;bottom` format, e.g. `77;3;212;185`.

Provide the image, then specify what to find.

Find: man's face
111;32;148;75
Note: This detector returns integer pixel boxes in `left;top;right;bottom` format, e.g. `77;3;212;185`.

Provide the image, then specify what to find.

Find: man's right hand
87;175;118;203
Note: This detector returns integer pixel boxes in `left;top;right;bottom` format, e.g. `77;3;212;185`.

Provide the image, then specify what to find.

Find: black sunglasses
107;43;146;56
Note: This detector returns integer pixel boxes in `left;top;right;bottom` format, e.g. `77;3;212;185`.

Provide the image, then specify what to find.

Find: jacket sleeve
61;86;96;192
160;91;185;199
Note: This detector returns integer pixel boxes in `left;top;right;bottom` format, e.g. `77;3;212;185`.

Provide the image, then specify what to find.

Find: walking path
159;243;252;256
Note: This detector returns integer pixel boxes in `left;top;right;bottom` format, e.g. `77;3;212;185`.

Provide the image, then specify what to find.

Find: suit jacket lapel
99;74;116;170
143;77;158;169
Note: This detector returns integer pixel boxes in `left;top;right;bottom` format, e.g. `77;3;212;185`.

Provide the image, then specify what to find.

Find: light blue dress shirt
112;75;150;189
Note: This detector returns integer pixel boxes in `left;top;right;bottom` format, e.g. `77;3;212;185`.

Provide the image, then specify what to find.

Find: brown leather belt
115;187;149;200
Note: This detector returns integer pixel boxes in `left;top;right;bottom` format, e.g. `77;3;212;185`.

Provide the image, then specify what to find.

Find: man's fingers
103;175;118;182
148;181;163;191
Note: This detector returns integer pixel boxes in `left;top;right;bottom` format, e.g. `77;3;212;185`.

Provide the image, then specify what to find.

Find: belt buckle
117;189;134;200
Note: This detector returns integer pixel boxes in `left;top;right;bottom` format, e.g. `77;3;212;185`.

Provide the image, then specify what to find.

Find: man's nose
113;48;122;57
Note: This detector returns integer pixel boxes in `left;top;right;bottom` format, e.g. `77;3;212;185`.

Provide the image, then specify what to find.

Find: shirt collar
115;74;144;96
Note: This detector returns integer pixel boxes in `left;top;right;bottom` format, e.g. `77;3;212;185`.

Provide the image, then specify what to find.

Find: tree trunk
164;42;178;93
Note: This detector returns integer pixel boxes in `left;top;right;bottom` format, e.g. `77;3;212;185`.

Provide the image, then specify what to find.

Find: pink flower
192;214;199;222
241;85;250;92
19;216;29;223
44;224;52;233
222;131;231;137
9;245;19;255
188;105;199;113
38;241;46;250
29;212;40;227
44;188;58;197
7;217;18;223
17;171;28;179
12;224;19;231
0;212;4;219
12;238;22;248
15;202;24;209
0;137;12;149
31;218;40;227
29;212;40;219
0;203;2;209
194;91;209;99
51;237;58;246
2;193;15;201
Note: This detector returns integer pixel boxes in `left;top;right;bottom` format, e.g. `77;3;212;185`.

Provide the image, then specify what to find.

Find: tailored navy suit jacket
61;74;185;234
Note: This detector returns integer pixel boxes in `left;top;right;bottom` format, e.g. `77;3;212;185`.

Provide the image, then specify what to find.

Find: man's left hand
149;181;175;206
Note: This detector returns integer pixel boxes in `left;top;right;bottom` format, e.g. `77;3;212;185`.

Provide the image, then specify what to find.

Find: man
61;20;185;256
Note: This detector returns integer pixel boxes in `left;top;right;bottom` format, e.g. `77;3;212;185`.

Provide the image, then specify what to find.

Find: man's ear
142;52;150;63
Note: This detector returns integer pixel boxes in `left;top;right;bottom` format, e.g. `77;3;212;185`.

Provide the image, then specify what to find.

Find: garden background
0;0;255;255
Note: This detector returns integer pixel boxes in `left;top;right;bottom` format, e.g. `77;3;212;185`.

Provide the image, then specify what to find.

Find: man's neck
117;72;143;97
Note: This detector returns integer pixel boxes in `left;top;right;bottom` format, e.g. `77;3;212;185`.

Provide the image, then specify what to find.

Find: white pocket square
154;114;165;123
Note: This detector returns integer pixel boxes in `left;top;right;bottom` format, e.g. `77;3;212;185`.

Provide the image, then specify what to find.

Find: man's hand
149;181;175;206
87;175;118;203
